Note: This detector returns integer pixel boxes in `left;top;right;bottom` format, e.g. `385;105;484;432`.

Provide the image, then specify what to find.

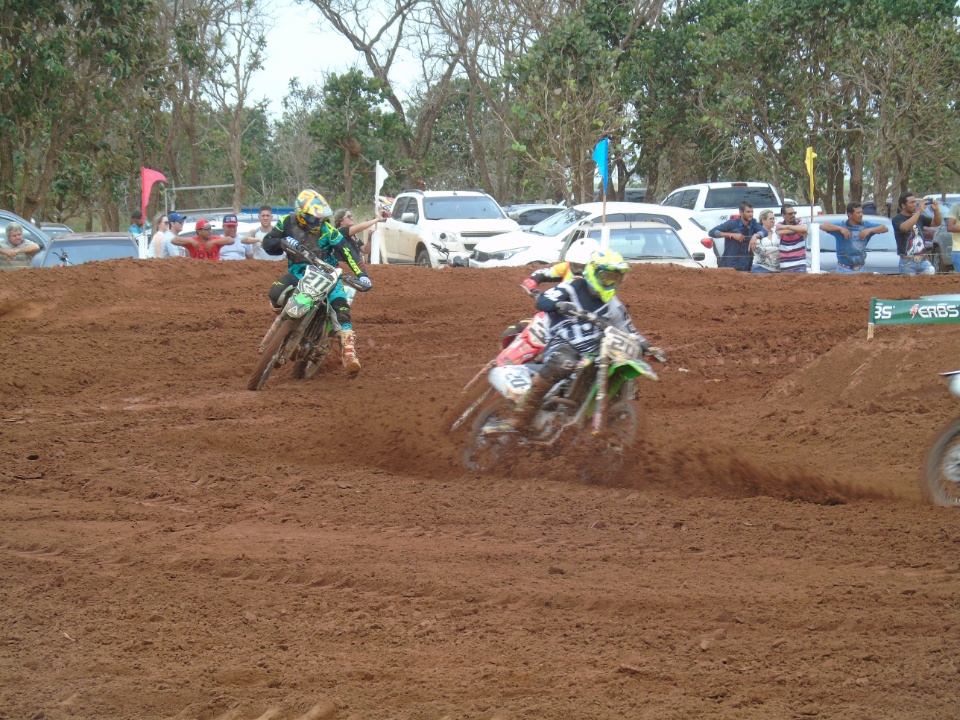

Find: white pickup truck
660;181;822;255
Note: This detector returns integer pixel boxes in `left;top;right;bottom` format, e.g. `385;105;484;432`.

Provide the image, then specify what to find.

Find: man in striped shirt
776;204;808;273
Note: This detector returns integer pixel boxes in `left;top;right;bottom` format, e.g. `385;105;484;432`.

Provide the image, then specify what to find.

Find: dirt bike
247;250;365;391
923;370;960;506
431;241;468;269
452;306;662;472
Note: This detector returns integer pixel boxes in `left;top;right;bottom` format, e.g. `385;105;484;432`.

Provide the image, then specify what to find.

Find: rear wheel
462;399;517;472
923;417;960;506
247;320;295;391
415;247;432;268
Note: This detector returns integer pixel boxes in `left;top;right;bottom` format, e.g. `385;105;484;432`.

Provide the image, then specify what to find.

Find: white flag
375;161;389;197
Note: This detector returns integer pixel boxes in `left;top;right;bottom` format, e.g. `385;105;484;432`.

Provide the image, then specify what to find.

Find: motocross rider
261;188;372;375
502;237;601;348
499;249;663;431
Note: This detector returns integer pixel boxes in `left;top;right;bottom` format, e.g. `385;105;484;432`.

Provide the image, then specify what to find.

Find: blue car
31;232;140;267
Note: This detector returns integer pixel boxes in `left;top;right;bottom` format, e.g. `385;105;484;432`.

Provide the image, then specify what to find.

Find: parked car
378;189;520;267
922;193;960;272
804;214;898;274
559;222;706;268
30;232;139;267
40;222;74;237
501;203;566;229
0;209;50;252
468;202;718;268
593;188;647;203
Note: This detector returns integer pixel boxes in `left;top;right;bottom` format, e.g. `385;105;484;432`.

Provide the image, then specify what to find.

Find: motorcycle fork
258;311;287;354
591;360;611;434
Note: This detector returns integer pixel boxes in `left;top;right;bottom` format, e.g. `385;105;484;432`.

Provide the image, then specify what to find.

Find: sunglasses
345;213;355;220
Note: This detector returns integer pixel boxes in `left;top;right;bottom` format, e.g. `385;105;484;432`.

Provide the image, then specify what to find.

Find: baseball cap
223;214;238;225
196;218;211;231
169;212;187;223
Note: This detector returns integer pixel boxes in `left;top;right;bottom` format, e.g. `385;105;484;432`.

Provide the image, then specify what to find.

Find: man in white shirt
243;205;284;260
217;214;252;261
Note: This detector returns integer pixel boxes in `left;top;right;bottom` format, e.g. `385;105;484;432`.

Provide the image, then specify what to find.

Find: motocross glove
355;275;373;292
281;236;300;253
554;301;577;316
520;278;538;292
641;342;667;363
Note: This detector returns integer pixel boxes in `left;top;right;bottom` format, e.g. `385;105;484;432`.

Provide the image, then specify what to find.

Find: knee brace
539;343;579;384
331;297;351;328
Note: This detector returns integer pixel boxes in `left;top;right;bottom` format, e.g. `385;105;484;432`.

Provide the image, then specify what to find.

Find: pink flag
141;167;168;218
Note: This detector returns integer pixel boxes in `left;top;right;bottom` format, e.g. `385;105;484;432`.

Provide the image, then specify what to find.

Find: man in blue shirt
819;201;888;274
709;202;762;271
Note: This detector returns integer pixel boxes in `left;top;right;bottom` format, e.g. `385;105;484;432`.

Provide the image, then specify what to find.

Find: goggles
595;269;626;288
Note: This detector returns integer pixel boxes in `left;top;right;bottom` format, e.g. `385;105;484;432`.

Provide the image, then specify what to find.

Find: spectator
333;207;389;265
0;222;40;269
748;209;779;273
709;202;761;271
947;200;960;272
242;206;284;261
892;191;940;275
172;218;232;260
820;201;887;274
776;204;809;273
217;214;251;261
149;213;183;259
129;210;149;236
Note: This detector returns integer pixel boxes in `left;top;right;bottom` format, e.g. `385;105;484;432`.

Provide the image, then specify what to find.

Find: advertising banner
868;297;960;337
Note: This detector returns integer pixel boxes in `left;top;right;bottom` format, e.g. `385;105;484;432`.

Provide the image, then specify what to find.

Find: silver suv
379;190;519;267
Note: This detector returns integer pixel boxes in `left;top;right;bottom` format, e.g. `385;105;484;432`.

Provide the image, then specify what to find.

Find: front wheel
247;319;295;391
923;417;960;506
292;318;334;380
415;247;432;268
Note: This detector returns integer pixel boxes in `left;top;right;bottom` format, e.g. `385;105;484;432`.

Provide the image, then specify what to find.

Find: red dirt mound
3;259;960;719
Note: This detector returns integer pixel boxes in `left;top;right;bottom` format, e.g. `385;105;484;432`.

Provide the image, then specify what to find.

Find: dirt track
2;259;960;719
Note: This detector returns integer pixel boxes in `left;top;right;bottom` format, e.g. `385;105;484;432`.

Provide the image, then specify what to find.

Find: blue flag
592;138;609;196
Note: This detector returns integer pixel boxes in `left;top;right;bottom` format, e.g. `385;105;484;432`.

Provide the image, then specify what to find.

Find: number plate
601;327;642;364
298;265;338;297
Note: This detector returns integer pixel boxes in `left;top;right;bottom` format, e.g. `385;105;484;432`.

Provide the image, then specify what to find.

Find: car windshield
704;186;779;210
422;197;506;221
586;228;689;259
811;217;896;252
528;208;591;236
40;239;137;266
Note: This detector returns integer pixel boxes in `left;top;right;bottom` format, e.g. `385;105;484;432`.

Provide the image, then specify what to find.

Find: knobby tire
247;319;295;391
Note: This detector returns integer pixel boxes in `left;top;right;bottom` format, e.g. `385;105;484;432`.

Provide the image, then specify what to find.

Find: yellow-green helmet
584;249;630;302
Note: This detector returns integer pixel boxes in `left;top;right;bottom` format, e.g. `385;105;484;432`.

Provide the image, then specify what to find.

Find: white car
378;190;520;267
468;202;718;268
560;222;707;268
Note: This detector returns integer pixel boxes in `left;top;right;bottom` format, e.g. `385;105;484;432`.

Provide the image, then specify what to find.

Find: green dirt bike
453;307;663;472
247;251;364;391
923;370;960;506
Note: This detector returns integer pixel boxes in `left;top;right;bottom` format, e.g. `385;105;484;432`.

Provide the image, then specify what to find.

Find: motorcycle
431;241;468;269
923;370;960;506
451;306;662;472
247;250;366;391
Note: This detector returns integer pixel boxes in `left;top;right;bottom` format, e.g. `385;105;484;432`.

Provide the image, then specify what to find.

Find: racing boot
339;329;361;375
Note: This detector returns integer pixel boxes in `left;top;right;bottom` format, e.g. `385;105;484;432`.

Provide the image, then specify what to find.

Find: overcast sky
248;0;357;116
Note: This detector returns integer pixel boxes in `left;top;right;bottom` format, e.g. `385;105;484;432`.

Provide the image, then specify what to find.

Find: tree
0;0;162;219
203;0;272;210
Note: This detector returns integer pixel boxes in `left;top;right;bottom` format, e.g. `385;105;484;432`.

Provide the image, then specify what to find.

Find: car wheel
930;246;942;273
415;247;432;268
